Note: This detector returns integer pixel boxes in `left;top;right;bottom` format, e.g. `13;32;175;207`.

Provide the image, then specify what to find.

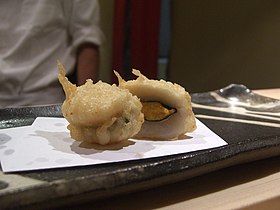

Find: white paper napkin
0;117;227;172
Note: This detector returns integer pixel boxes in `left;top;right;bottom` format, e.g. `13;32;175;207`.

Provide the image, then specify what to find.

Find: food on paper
115;69;196;140
58;62;144;145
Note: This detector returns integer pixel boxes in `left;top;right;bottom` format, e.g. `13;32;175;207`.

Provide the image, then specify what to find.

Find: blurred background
99;0;280;93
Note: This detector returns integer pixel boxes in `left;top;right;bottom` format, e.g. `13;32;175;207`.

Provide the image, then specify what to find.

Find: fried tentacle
57;61;76;100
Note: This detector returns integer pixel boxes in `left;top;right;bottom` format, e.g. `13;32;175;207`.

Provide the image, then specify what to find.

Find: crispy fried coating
115;69;196;140
58;62;144;145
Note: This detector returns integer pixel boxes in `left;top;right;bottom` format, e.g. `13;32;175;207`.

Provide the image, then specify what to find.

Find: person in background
0;0;104;107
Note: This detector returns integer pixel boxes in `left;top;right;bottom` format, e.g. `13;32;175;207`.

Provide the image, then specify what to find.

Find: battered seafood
58;62;144;145
115;69;196;140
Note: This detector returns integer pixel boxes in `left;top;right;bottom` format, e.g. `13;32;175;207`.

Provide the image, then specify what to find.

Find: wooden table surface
64;88;280;210
253;88;280;100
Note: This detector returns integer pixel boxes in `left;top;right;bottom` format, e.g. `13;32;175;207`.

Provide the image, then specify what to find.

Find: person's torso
0;0;74;107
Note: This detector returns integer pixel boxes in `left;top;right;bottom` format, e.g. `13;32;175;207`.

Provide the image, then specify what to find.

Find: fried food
115;69;196;140
58;62;144;145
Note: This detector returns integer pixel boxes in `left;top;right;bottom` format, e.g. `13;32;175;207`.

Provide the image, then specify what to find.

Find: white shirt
0;0;103;107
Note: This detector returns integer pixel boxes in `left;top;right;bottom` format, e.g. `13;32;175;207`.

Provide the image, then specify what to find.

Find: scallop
115;69;196;140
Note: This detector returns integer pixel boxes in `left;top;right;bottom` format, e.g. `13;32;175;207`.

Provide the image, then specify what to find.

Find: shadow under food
133;135;193;141
70;139;136;156
77;140;135;151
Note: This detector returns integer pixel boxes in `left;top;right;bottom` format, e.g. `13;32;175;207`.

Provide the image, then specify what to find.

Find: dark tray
0;84;279;209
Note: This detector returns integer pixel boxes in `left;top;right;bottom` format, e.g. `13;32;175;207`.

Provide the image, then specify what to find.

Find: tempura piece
115;69;196;140
58;62;144;145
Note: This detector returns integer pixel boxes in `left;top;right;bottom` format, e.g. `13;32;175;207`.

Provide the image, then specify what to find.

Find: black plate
0;84;279;209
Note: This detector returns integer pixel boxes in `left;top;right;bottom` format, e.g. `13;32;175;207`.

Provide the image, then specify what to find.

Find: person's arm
76;43;99;85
